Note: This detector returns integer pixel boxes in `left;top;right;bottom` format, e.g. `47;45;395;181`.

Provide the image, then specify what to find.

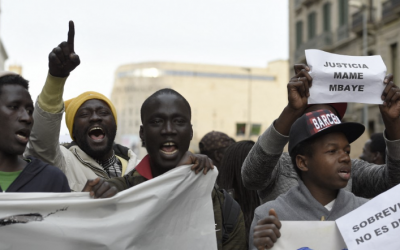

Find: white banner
0;165;218;250
271;221;347;250
336;184;400;250
305;49;387;104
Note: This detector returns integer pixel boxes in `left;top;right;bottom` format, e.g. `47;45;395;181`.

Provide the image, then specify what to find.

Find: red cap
307;103;347;120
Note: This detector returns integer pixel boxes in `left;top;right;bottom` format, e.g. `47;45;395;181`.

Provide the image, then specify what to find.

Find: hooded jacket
248;180;368;250
1;156;70;192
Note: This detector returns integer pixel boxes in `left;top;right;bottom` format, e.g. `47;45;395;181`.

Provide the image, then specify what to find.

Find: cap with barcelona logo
288;109;365;155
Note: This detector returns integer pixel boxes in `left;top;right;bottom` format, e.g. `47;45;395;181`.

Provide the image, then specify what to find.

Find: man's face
73;99;116;160
302;132;351;191
140;94;192;171
359;140;374;163
0;85;34;156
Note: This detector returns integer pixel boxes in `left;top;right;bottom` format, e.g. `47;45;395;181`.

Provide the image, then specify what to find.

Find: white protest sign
305;49;387;104
336;183;400;250
0;165;218;250
271;221;347;250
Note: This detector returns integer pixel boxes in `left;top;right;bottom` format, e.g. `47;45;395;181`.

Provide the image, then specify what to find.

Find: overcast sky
1;0;288;135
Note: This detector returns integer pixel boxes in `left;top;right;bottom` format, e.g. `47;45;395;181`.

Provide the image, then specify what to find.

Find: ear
295;155;309;172
190;124;193;140
139;125;145;147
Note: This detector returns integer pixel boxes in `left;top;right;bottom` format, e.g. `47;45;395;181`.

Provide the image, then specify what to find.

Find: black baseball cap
288;109;365;155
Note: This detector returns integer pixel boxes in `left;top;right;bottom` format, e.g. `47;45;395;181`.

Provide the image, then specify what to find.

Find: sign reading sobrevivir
305;49;387;104
336;184;400;250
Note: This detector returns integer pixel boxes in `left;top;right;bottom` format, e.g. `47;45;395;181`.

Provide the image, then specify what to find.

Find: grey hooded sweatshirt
248;180;369;250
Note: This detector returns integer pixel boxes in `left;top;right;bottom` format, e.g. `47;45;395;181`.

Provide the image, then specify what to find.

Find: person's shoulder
341;189;370;207
27;156;66;177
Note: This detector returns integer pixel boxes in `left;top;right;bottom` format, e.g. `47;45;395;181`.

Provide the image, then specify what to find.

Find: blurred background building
111;60;288;157
289;0;400;157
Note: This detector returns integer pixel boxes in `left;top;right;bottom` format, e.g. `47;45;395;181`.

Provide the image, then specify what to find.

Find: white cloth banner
271;221;347;250
305;49;387;104
0;165;218;250
336;183;400;250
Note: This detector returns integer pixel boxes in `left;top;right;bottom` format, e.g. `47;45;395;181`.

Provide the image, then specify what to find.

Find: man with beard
25;21;212;191
0;71;69;192
84;89;247;249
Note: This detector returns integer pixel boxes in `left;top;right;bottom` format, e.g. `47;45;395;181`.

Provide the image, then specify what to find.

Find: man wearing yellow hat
24;21;212;191
23;21;137;191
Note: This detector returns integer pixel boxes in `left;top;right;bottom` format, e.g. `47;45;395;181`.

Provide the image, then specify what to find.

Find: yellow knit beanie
64;91;118;140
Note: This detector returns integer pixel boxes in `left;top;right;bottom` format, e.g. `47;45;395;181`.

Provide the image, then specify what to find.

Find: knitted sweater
241;123;400;203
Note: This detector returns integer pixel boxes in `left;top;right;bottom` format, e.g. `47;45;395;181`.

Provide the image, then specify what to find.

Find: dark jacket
0;156;70;192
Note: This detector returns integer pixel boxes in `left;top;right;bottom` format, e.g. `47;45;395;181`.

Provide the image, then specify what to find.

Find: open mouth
338;168;351;180
159;142;178;155
88;127;105;141
15;129;30;143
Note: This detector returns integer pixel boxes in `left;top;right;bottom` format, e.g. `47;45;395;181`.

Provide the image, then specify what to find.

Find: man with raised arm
25;21;212;191
241;64;400;203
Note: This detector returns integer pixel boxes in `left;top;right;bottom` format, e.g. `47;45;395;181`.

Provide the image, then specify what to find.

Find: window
236;123;246;136
308;12;317;40
296;21;303;48
250;124;261;136
338;0;348;27
323;3;331;32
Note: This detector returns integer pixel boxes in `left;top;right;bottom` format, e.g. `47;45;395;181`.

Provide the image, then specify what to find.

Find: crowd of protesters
1;20;400;249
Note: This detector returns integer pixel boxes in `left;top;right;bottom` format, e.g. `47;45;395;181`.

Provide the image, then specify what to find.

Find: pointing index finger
68;20;75;52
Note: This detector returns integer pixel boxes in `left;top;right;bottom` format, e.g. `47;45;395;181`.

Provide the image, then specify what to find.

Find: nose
161;120;177;135
89;111;102;122
339;150;351;164
19;109;33;125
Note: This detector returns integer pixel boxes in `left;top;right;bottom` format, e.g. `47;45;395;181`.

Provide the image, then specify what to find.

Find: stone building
111;60;288;158
289;0;400;157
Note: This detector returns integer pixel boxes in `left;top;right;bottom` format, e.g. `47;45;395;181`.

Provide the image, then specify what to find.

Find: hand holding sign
253;209;281;250
48;21;80;78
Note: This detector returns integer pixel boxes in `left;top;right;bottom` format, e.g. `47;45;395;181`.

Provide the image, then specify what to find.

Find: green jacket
107;170;247;250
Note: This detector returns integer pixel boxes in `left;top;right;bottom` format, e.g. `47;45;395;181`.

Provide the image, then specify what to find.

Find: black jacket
0;156;70;192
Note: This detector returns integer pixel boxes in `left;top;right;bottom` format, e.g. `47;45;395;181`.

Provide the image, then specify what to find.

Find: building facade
111;61;289;158
289;0;400;157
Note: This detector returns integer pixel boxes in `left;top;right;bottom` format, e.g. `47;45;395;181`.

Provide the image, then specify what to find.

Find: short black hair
140;88;191;123
290;137;316;178
370;133;386;163
0;75;29;95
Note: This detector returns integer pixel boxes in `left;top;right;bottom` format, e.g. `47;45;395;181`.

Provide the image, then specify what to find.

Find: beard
73;125;117;161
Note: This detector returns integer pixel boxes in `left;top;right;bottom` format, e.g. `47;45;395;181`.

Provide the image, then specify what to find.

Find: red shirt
134;155;153;180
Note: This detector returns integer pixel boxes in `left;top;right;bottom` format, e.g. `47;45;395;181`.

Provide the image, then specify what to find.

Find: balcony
382;0;400;24
351;8;376;34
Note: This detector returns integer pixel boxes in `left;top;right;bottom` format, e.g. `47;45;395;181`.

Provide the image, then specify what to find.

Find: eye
98;109;111;116
8;105;18;110
174;118;187;125
26;108;34;115
150;118;163;125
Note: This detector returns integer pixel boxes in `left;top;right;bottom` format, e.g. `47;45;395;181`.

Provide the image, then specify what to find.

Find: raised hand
253;209;282;250
287;64;313;112
48;21;80;78
379;74;400;140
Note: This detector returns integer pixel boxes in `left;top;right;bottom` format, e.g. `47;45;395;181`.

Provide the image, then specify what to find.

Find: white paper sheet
0;165;218;250
270;221;347;250
336;184;400;250
305;49;387;104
